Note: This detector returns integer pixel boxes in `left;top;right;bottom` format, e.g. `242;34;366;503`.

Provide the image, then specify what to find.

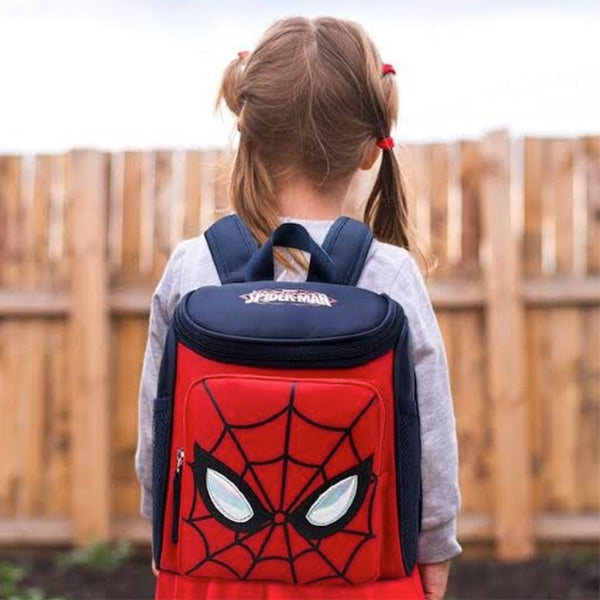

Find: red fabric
156;565;424;599
376;137;395;151
382;63;396;76
158;345;415;596
179;375;383;583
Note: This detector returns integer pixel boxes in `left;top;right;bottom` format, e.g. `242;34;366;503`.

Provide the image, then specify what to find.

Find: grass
55;541;131;573
0;562;63;600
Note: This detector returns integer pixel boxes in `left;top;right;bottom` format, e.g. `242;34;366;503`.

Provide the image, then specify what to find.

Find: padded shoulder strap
322;217;374;286
204;214;258;284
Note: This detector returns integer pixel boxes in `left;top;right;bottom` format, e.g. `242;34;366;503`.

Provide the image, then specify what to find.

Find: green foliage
55;541;131;573
567;549;598;569
0;562;63;600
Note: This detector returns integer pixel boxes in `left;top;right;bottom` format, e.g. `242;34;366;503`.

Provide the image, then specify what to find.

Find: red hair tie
377;136;395;150
382;63;396;76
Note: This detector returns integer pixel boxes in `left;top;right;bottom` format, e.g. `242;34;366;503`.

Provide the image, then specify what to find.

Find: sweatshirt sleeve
134;241;187;520
389;255;462;564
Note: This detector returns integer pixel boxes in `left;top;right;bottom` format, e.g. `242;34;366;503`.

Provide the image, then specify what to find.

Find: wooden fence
0;131;598;559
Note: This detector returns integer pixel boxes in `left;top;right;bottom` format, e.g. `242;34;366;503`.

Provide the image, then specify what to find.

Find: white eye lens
306;475;358;527
206;468;254;523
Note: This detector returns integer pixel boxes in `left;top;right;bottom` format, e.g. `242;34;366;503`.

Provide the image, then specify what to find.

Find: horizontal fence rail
0;132;599;559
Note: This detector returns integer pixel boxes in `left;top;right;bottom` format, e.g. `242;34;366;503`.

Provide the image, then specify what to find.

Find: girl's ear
360;142;380;171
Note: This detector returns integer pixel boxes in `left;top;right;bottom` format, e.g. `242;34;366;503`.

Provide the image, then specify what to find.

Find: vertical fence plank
21;156;48;516
452;310;491;513
527;305;546;512
585;137;600;274
68;151;111;544
214;150;231;220
579;136;600;510
411;145;432;256
550;140;575;275
0;156;22;517
183;151;203;238
113;319;147;516
579;308;600;509
459;141;482;276
430;144;449;274
0;156;22;287
45;321;71;516
548;310;581;510
51;154;70;289
524;138;546;514
153;151;174;279
199;151;217;232
482;131;533;559
524;139;544;277
546;140;581;510
121;152;142;283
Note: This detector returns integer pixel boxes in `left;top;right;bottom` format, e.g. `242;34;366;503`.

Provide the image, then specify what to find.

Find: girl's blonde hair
216;16;419;256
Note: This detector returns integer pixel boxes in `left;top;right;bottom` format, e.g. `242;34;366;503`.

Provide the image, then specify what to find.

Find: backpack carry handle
245;222;337;283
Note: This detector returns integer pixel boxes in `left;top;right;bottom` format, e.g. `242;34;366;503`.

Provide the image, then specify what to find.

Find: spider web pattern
182;380;379;584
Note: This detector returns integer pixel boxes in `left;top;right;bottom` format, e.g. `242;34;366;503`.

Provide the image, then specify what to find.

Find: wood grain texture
0;141;598;553
482;131;533;559
68;151;111;543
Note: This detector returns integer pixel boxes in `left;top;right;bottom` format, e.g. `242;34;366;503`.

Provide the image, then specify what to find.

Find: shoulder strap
322;217;374;286
204;214;258;284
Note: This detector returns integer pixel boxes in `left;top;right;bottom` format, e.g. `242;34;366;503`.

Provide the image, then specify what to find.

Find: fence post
69;151;111;544
482;131;533;559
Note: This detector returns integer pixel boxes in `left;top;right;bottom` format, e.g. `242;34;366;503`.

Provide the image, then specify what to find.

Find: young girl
136;15;461;600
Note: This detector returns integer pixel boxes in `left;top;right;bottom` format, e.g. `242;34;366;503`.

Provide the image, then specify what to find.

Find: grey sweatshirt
135;217;462;564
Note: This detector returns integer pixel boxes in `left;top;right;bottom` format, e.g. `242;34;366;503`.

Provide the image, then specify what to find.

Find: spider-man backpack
152;215;423;599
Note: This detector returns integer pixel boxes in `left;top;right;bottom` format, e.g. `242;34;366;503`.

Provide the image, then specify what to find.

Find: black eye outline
287;456;373;540
192;443;271;535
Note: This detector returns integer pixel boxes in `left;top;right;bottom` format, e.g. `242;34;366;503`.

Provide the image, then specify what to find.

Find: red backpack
152;216;422;593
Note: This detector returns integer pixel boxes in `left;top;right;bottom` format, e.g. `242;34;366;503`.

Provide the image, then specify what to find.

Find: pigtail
216;50;278;245
364;148;430;272
229;137;277;245
216;46;305;271
364;149;409;247
215;52;248;116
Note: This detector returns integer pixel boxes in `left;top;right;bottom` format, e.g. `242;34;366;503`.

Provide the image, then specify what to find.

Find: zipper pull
176;447;185;474
172;447;184;544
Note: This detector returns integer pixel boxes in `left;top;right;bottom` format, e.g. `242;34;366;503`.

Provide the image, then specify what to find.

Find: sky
0;0;599;152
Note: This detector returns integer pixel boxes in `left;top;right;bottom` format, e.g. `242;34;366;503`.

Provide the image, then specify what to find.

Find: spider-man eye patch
194;443;373;540
288;457;373;539
194;444;271;535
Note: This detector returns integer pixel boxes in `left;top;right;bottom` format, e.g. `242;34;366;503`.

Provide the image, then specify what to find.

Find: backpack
152;215;422;587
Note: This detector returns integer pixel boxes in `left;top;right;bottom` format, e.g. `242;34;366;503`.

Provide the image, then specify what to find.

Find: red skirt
156;567;425;600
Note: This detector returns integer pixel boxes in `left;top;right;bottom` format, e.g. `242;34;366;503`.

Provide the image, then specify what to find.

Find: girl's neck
275;175;348;220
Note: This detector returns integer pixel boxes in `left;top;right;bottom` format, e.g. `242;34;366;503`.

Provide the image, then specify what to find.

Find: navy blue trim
205;215;257;284
177;282;392;343
392;314;422;575
322;217;373;285
173;287;402;369
246;222;336;283
152;324;178;568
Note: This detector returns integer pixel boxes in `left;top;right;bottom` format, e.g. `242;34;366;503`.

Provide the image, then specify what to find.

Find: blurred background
0;1;598;599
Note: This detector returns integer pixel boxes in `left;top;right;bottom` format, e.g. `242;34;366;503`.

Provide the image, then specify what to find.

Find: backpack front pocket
175;374;386;585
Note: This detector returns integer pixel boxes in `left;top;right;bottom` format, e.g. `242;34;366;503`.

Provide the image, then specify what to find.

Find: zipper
174;294;403;367
171;447;184;544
